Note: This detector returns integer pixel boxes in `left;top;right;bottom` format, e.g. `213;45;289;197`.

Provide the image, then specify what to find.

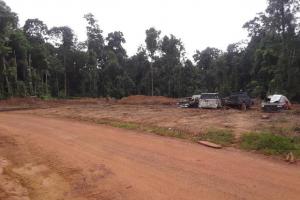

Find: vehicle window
201;94;219;99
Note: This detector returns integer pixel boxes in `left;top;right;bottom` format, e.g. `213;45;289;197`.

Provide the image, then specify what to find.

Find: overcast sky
5;0;267;58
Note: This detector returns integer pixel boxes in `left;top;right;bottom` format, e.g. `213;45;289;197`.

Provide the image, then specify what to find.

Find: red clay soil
0;97;44;106
0;95;176;107
0;113;300;200
0;97;108;108
119;95;177;105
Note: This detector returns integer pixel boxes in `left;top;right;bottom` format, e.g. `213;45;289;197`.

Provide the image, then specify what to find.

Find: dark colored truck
223;92;252;110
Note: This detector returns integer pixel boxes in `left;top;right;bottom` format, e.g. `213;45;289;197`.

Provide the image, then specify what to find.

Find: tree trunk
151;62;154;96
56;73;59;97
168;77;171;97
27;54;33;95
45;72;48;95
13;53;18;93
64;53;67;97
2;56;11;96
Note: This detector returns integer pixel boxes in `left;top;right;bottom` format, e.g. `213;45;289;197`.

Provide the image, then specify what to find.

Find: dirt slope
0;113;300;200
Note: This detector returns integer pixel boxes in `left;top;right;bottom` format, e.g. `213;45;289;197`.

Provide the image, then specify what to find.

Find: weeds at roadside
240;132;300;157
143;126;189;139
110;121;140;130
196;129;235;146
88;118;192;140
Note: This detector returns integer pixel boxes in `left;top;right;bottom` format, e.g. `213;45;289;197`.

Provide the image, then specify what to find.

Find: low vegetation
240;132;300;157
68;116;191;140
197;129;235;146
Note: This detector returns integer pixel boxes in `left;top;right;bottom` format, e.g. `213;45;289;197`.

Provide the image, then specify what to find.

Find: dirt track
1;113;300;200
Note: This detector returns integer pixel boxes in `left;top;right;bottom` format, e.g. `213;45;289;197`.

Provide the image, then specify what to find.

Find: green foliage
40;95;52;100
240;132;300;155
0;0;300;101
198;129;235;146
145;27;161;58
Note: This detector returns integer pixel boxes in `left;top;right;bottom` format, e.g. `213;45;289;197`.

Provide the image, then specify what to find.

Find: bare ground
19;102;300;137
0;112;300;200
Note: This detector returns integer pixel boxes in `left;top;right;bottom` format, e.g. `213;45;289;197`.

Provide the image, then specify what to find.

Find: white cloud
5;0;267;58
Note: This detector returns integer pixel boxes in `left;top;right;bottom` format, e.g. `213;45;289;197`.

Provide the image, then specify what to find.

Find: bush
40;95;52;100
240;132;298;155
199;129;235;146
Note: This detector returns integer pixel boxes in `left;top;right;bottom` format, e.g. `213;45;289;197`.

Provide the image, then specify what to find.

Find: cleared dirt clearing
0;113;300;200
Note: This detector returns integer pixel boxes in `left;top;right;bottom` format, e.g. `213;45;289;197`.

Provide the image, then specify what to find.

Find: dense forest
0;0;300;100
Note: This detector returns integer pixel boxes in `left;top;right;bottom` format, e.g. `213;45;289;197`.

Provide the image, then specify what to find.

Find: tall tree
0;0;18;97
145;27;161;96
49;26;74;97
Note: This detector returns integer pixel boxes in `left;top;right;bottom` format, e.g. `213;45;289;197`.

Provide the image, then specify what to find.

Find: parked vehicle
261;94;292;112
178;95;201;108
224;92;252;110
199;93;222;109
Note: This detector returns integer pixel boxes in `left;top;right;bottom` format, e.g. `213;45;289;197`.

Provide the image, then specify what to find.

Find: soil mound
0;97;44;106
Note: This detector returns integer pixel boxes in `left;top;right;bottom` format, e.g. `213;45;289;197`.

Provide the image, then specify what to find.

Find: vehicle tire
241;102;247;111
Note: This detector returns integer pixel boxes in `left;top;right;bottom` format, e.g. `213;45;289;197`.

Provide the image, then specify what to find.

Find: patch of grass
198;129;235;146
85;118;191;140
144;126;189;139
240;132;300;156
40;95;53;100
110;121;140;130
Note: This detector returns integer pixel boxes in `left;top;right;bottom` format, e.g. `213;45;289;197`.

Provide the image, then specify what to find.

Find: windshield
201;94;219;99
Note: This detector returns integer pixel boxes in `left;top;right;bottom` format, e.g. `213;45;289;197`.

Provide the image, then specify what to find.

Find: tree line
1;0;300;101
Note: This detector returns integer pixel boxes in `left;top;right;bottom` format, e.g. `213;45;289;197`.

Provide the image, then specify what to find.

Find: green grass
240;132;300;156
197;129;235;146
39;95;53;100
110;121;140;130
144;126;188;139
78;117;191;140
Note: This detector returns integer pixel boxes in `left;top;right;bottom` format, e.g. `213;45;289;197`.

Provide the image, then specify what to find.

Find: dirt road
0;113;300;200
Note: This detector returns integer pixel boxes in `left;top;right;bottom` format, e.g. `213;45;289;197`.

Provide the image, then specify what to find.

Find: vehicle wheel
241;102;247;111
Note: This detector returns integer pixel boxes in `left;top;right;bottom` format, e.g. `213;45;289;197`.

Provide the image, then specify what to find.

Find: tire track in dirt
0;113;300;200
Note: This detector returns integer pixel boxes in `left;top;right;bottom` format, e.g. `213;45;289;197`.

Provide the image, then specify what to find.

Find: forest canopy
0;0;300;100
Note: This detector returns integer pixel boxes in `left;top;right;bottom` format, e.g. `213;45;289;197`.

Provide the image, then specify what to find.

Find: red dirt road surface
0;113;300;200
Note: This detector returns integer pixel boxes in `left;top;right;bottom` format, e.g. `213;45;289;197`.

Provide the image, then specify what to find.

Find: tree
145;27;161;96
23;18;48;44
1;0;300;101
84;13;104;60
126;47;150;95
83;13;105;96
160;34;185;96
49;26;75;97
0;0;18;97
106;31;127;63
243;0;300;99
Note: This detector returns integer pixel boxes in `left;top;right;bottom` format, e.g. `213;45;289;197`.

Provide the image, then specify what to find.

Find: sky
5;0;267;58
